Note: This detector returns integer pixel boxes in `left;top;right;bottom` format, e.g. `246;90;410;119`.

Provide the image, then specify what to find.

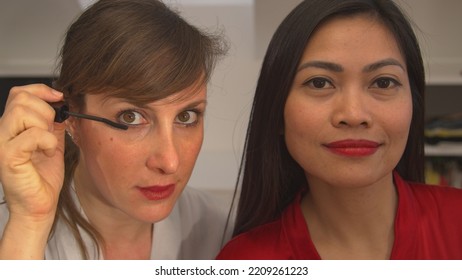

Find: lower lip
137;185;175;201
326;147;379;157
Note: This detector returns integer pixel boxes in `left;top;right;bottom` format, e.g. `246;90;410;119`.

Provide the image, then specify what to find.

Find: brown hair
52;0;227;258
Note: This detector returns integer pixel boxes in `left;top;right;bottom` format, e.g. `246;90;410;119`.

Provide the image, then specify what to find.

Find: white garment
0;185;232;259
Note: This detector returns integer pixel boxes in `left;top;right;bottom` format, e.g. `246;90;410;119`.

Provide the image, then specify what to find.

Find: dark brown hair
52;0;227;258
232;0;425;236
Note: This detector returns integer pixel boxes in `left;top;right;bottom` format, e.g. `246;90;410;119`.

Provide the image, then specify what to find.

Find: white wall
395;0;462;85
170;3;259;192
174;0;302;205
182;0;462;192
0;0;301;192
171;0;303;191
0;0;81;75
1;0;461;193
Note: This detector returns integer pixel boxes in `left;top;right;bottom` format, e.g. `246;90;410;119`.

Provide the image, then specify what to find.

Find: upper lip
324;139;381;148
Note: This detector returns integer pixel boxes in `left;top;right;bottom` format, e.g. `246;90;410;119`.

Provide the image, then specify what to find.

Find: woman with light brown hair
0;0;228;259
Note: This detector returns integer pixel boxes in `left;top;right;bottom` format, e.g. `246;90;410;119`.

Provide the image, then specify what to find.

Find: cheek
81;130;115;153
283;96;323;168
284;96;324;143
79;128;137;173
181;132;203;166
388;99;413;142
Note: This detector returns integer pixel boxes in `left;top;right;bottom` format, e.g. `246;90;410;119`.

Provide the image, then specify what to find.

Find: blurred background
1;0;462;196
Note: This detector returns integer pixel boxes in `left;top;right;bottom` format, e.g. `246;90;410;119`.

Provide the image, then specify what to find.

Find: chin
130;201;177;224
326;171;391;189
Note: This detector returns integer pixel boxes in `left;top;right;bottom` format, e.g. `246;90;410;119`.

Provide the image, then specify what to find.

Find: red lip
137;184;175;201
324;139;380;157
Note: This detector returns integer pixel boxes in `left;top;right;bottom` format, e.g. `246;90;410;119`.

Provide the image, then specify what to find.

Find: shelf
425;61;462;86
425;143;462;157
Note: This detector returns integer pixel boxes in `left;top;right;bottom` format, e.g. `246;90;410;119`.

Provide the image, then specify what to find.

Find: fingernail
51;89;63;96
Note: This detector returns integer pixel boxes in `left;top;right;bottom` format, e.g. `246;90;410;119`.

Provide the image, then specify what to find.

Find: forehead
152;83;207;106
86;81;207;107
302;14;405;65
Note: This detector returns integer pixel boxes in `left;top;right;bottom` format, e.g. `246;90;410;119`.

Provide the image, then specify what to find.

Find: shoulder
395;173;462;206
406;180;462;205
177;187;231;221
218;190;318;260
399;177;462;227
167;187;233;259
217;219;285;260
395;178;462;258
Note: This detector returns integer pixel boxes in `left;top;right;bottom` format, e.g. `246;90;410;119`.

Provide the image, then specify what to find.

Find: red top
217;173;462;259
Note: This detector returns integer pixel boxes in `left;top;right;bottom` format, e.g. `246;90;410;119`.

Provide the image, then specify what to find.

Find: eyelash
302;77;334;89
115;109;146;127
371;77;402;89
115;108;204;127
176;109;203;127
302;77;402;89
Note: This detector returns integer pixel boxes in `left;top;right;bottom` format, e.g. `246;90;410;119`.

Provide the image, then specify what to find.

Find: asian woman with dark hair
218;0;462;259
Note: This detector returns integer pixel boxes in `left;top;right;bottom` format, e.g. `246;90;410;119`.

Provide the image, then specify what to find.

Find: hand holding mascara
0;0;227;260
0;84;67;259
50;102;128;130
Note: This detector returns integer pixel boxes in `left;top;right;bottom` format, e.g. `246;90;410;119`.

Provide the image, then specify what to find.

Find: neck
301;173;397;259
73;166;153;259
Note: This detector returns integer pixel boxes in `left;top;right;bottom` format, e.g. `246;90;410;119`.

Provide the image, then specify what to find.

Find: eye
175;110;199;126
117;110;145;125
371;77;401;89
304;77;334;89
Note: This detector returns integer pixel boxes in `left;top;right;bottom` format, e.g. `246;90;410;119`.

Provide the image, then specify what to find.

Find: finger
0;104;52;141
4;127;59;168
8;84;63;105
51;122;66;155
0;92;59;141
5;87;58;120
6;127;64;201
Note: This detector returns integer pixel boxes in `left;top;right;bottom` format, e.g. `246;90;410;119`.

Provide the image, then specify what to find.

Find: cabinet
424;85;462;188
396;0;462;85
425;143;462;157
397;0;462;187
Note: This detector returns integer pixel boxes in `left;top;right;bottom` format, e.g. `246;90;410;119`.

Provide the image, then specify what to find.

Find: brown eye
122;112;136;123
372;77;401;89
177;111;191;123
117;110;144;125
313;78;327;88
376;78;391;88
304;77;333;89
175;110;199;126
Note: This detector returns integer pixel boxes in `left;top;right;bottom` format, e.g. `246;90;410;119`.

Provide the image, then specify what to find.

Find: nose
331;89;372;128
145;128;179;175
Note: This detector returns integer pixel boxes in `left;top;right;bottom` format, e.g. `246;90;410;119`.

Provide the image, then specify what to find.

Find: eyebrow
362;58;405;72
297;61;343;72
105;96;207;110
181;99;207;110
148;98;207;112
297;58;405;73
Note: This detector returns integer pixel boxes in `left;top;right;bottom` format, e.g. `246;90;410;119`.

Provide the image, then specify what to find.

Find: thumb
52;122;67;154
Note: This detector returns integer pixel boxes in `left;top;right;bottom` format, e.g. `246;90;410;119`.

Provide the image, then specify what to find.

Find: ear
65;117;80;145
